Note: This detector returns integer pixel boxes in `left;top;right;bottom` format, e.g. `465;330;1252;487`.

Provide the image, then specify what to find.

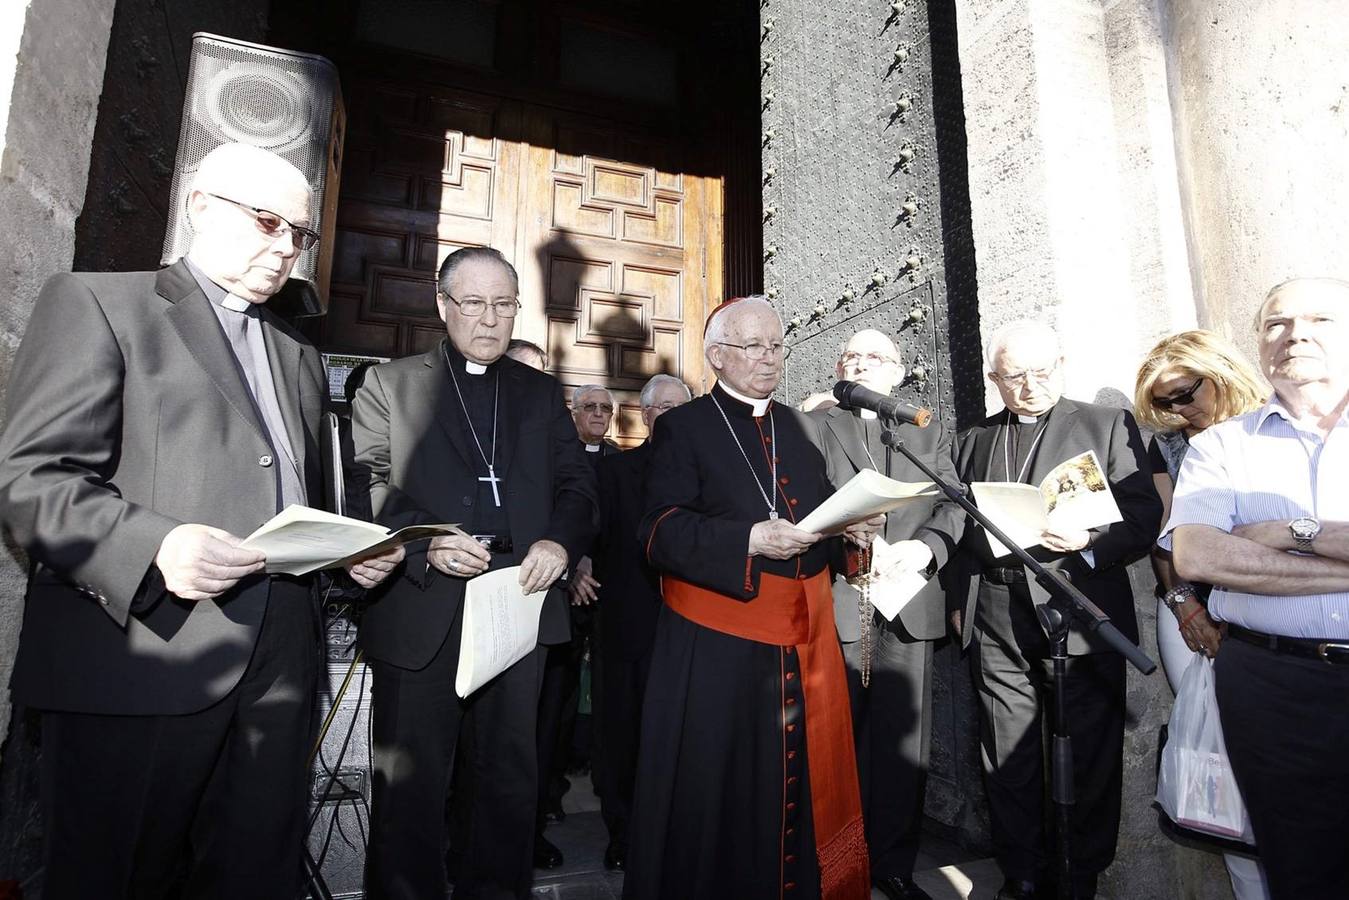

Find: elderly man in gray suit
812;329;964;900
0;143;401;899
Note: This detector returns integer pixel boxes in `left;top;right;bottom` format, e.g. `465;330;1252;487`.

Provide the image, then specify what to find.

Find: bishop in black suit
0;144;401;898
812;330;964;900
351;247;597;900
948;321;1160;900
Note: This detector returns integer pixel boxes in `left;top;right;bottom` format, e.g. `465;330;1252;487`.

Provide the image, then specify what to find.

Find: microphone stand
877;418;1154;900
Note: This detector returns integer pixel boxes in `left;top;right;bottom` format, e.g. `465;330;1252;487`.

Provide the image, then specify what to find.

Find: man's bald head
186;143;313;304
837;329;904;395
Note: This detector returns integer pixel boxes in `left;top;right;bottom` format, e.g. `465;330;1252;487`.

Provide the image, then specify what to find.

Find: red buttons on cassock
785;882;796;891
787;776;799;785
789;498;798;506
787;750;797;760
785;696;796;705
786;802;796;811
779;476;789;485
786;723;796;733
785;671;796;680
785;854;796;864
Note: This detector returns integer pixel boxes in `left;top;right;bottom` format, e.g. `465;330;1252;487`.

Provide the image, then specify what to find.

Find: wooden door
322;76;721;444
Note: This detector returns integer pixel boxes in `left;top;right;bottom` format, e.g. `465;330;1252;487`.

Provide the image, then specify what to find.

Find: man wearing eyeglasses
946;320;1159;900
350;245;597;899
812;329;965;900
530;382;621;867
0;142;404;897
627;296;877;900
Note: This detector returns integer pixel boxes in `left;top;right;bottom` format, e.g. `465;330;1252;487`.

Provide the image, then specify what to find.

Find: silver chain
443;346;499;473
711;395;778;520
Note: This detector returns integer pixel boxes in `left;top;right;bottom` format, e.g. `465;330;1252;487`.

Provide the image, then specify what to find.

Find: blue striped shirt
1158;396;1349;638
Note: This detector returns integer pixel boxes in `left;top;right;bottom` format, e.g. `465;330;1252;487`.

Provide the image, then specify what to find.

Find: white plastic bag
1156;653;1255;844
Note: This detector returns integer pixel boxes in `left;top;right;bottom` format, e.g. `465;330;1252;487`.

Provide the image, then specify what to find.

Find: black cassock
626;383;868;900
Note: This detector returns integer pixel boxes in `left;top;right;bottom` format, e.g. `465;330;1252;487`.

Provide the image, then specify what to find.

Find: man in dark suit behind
0;142;401;898
351;246;597;900
591;373;692;871
813;329;964;900
948;320;1160;900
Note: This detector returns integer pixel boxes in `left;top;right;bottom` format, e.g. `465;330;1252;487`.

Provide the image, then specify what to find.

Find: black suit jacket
350;343;598;669
948;398;1160;654
595;442;661;660
0;261;326;714
813;406;964;641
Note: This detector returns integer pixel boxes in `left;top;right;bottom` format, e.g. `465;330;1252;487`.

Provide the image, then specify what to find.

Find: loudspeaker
161;32;346;318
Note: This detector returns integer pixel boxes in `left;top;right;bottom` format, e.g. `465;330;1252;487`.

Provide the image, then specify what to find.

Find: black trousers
1215;636;1349;900
596;641;653;847
365;604;544;900
841;618;933;879
970;581;1124;891
39;579;319;900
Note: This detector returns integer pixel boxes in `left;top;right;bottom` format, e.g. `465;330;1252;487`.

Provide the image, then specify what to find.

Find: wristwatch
1161;584;1196;612
1289;516;1321;553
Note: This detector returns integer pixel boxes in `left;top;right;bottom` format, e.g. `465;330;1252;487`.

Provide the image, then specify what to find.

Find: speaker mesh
161;33;342;297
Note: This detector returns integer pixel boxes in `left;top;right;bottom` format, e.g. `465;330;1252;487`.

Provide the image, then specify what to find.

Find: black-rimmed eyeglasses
717;341;792;360
206;193;320;250
1152;376;1204;411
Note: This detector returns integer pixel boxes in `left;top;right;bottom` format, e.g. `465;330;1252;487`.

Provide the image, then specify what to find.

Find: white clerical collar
220;294;252;313
1014;412;1039;424
465;360;488;375
585;443;601;453
859;409;878;420
718;382;771;416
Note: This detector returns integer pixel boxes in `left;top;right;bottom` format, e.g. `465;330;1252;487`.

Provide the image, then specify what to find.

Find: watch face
1291;517;1321;538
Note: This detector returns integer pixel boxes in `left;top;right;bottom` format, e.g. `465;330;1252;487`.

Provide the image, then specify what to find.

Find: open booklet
863;536;932;621
795;468;939;535
455;566;547;698
970;450;1122;557
241;505;462;576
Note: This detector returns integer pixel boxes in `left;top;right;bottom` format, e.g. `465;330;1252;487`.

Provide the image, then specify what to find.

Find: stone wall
1162;0;1349;358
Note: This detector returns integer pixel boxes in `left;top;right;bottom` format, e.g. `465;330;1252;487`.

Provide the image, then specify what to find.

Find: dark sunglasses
1152;376;1204;411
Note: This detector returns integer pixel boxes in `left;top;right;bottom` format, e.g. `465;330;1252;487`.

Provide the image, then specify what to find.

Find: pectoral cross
479;465;502;507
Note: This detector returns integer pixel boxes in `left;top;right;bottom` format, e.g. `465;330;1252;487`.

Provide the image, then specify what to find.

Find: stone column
0;0;116;751
954;1;1231;897
1163;0;1349;359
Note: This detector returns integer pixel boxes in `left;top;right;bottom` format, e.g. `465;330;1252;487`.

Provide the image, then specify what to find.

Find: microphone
833;381;932;428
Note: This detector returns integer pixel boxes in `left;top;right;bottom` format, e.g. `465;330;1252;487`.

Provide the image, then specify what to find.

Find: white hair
572;383;613;406
703;295;782;354
191;142;310;199
984;319;1060;371
640;374;692;407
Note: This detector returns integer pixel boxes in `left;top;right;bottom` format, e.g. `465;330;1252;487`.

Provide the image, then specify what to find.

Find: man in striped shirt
1164;276;1349;900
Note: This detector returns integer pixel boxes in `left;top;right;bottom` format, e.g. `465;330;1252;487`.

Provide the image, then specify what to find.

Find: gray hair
984;319;1061;371
1254;277;1349;331
640;374;692;407
572;383;613;406
437;246;520;296
703;295;781;354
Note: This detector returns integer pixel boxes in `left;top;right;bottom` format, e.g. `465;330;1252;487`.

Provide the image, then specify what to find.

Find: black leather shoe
873;874;933;900
604;840;626;871
995;879;1040;900
533;833;564;869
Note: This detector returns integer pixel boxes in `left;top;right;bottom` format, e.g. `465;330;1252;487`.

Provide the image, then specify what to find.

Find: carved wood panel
323;79;721;445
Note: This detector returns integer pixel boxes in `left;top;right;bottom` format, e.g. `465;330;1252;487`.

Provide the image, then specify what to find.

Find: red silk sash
663;570;869;900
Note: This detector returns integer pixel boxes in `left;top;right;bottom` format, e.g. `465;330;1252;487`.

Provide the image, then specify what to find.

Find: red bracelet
1179;605;1205;630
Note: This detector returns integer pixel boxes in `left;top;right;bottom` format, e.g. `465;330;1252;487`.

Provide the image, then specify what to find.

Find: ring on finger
448;558;461;571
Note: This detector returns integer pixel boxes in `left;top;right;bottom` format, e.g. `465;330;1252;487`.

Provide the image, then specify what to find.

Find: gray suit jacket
813;405;964;641
0;261;326;714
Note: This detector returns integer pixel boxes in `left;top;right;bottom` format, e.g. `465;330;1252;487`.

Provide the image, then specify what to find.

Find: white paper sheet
865;536;932;621
455;567;547;698
240;504;461;576
795;469;938;535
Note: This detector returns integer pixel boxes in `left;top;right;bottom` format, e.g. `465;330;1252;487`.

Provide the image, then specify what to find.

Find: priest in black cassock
351;246;598;900
947;320;1159;900
627;296;875;900
812;330;964;900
